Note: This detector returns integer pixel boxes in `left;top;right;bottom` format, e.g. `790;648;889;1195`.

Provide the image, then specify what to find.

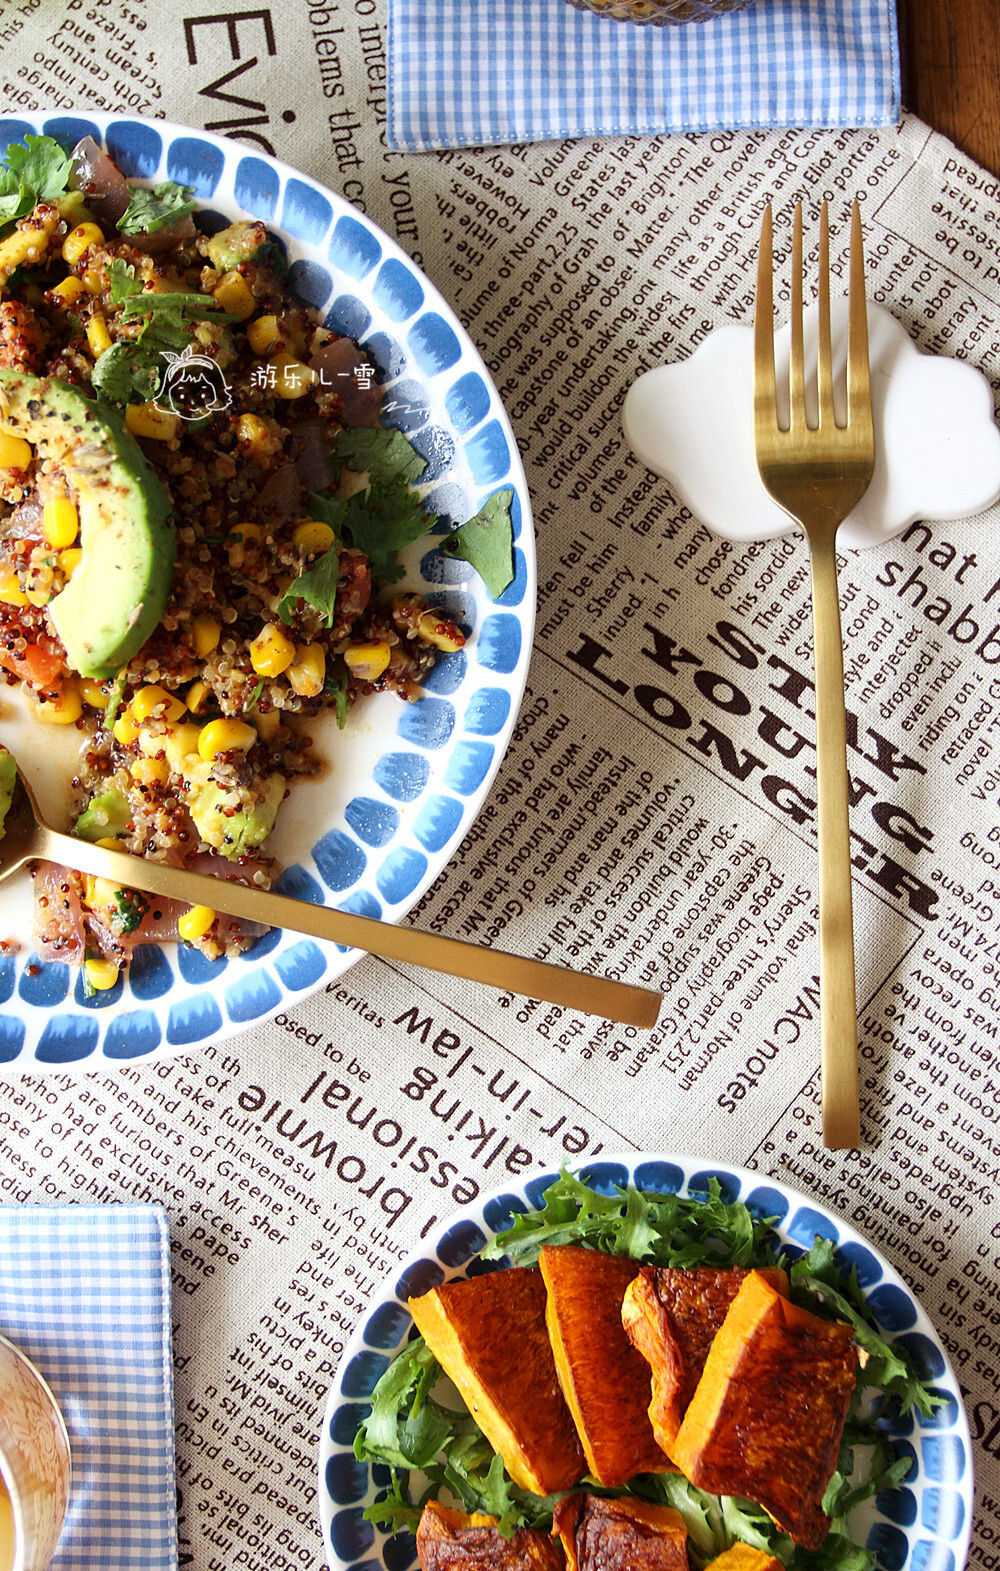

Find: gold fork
753;201;875;1149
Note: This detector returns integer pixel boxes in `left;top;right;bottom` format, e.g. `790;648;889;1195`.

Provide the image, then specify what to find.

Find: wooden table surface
897;0;1000;178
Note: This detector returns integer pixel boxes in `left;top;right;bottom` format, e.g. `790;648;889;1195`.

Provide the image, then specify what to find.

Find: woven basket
562;0;754;23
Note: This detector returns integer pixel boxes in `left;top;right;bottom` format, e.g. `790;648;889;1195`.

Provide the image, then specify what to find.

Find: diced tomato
0;640;65;688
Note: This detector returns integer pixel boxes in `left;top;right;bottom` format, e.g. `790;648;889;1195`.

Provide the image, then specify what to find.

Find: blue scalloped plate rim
0;113;535;1074
318;1154;973;1571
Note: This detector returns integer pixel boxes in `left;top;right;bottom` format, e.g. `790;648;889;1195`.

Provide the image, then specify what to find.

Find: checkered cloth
0;1206;177;1571
385;0;900;151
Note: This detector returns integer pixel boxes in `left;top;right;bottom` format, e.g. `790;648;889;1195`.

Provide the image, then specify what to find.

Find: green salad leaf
117;180;197;235
0;135;71;222
483;1170;772;1269
353;1168;942;1571
439;489;515;599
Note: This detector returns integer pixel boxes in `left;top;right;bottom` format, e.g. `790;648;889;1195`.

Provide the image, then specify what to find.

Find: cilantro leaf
439;489;515;598
276;544;343;629
306;490;347;536
1;135;72;206
341;474;431;583
108;259;145;303
336;426;426;486
96;261;236;405
0;182;34;225
117;180;197;235
90;338;165;405
323;658;352;728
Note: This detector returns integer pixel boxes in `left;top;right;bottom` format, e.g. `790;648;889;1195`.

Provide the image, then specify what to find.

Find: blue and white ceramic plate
319;1155;973;1571
0;113;534;1074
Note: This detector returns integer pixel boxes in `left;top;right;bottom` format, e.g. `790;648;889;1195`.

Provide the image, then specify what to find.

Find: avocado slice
187;768;285;860
74;787;132;842
0;748;15;838
204;220;275;272
0;368;175;679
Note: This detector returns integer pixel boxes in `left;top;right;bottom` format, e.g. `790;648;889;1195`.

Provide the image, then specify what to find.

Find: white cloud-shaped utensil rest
622;300;1000;550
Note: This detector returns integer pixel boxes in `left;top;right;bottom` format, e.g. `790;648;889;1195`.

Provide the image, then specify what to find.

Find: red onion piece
252;464;305;528
69;136;132;227
1;493;42;541
309;339;382;427
290;418;338;492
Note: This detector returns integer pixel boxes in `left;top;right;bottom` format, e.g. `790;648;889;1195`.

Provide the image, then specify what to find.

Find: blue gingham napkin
386;0;900;151
0;1206;177;1571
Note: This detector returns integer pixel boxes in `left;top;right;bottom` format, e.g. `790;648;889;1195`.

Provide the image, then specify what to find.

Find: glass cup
0;1335;71;1571
561;0;755;23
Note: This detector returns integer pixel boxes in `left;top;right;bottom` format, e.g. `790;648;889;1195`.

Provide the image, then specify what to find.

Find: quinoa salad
0;133;513;995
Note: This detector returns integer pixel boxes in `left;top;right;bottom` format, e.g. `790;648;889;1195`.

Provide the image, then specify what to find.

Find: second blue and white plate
319;1155;973;1571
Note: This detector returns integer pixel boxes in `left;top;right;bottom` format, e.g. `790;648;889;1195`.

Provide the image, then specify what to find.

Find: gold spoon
0;763;661;1028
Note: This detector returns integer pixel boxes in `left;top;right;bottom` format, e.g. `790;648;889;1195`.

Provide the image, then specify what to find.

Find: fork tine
816;201;834;428
789;202;805;433
753;204;776;429
847;200;872;441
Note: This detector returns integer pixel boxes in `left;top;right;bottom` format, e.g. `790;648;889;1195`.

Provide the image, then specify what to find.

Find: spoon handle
36;825;661;1028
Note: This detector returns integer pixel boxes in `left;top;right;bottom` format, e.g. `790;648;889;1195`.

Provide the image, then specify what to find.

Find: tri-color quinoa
0;135;482;992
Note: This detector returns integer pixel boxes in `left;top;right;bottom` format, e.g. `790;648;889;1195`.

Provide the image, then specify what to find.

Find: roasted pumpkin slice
621;1265;788;1456
539;1246;671;1484
703;1545;783;1571
553;1492;689;1571
409;1267;586;1495
671;1270;858;1551
417;1501;566;1571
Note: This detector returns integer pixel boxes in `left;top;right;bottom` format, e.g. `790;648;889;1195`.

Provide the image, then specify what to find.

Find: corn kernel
125;402;180;442
185;679;211;713
343;641;391;682
0;567;28;605
42;494;79;549
84;956;120;991
191;616;221;656
80;267;104;294
417;610;466;653
197;717;257;761
112;710;141;746
50;275;87;305
292;520;336;556
178;904;217;942
95;837;124;850
60;547;84;579
61;222;104;264
270;352;314;400
0;431;32;471
34;687;83;725
287;642;326;698
132;683;185;723
247;314;280;355
249;622;295;677
130;756;170;787
85;313;113;358
212;270;256;320
79;678;107;708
